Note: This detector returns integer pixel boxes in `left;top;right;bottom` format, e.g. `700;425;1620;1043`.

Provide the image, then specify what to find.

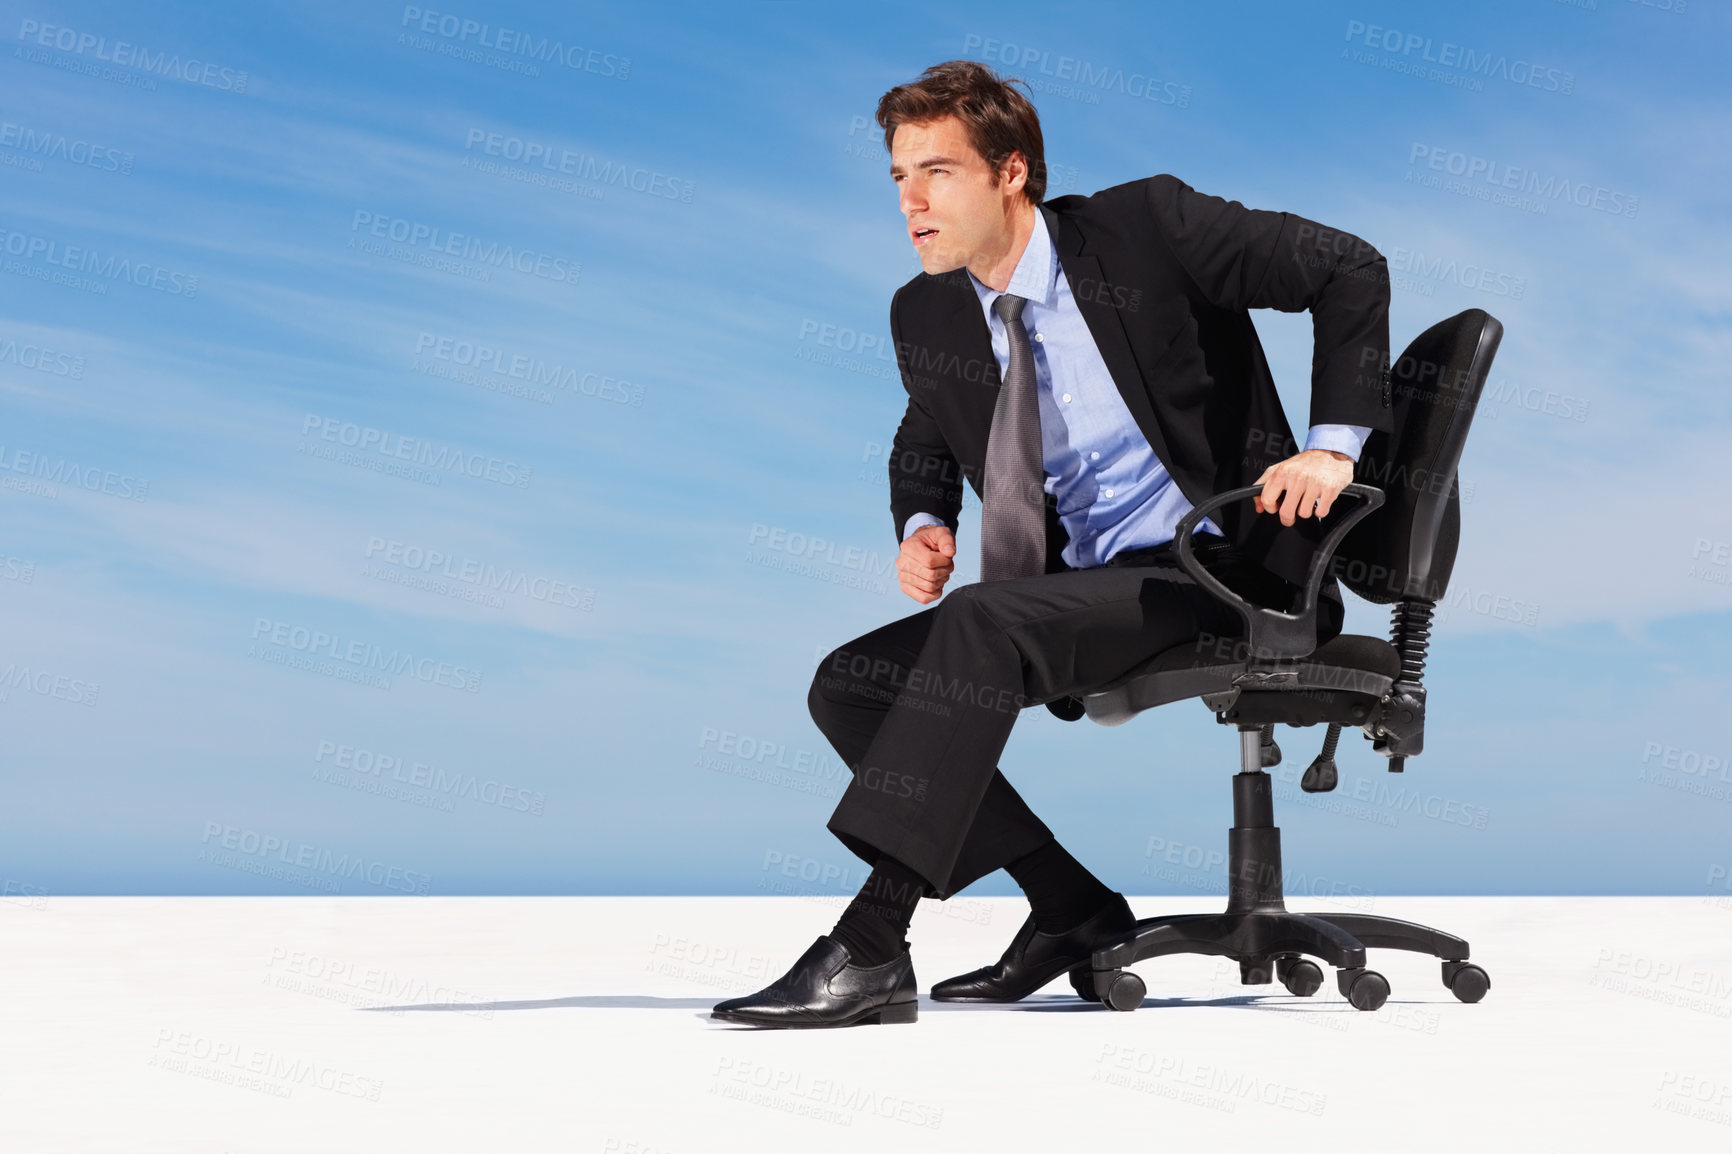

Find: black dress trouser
808;541;1340;899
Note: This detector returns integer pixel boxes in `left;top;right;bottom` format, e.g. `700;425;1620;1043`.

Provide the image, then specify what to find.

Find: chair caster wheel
1338;967;1389;1011
1101;970;1146;1012
1443;961;1490;1003
1277;957;1324;997
1070;966;1102;1003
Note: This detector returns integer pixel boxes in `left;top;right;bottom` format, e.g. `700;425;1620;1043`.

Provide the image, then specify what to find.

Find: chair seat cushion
1080;633;1399;727
1297;633;1400;681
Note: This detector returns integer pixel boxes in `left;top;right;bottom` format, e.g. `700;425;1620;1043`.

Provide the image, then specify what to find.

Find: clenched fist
898;524;956;604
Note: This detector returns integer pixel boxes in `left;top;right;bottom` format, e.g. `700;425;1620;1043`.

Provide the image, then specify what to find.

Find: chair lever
1259;725;1282;768
1300;723;1341;793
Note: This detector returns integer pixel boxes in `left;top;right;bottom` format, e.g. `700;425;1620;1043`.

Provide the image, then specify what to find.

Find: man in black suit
713;61;1391;1028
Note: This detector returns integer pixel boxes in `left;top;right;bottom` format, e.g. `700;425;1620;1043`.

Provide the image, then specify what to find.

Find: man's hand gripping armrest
1253;449;1356;526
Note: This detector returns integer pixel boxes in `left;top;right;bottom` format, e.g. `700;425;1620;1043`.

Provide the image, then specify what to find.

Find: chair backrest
1333;309;1504;604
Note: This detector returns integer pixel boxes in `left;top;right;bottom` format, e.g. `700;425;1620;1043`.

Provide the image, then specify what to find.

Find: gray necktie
980;292;1047;582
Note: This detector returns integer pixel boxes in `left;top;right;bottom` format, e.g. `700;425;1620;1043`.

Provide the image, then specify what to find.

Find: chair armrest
1173;483;1385;662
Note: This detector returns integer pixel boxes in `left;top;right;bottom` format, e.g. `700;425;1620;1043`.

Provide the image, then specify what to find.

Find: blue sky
2;0;1728;898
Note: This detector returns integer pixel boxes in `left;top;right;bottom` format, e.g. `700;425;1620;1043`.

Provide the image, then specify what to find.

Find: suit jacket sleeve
1145;175;1393;432
886;285;965;544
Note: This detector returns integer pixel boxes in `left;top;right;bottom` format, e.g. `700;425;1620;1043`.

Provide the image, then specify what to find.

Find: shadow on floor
361;991;1374;1014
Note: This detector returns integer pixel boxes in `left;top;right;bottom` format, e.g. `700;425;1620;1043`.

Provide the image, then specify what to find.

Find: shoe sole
710;1000;918;1028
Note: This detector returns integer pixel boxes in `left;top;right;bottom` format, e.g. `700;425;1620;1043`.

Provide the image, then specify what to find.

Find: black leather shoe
930;893;1136;1002
711;936;918;1028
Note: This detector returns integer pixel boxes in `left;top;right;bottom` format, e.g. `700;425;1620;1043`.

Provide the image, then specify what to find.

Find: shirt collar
967;207;1057;313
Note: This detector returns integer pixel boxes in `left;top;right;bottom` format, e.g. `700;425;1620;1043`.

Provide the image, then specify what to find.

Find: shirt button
1061;393;1072;403
1090;451;1100;460
1033;332;1044;342
1104;488;1115;498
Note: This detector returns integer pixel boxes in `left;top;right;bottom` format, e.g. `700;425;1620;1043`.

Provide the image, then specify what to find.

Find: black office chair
1071;308;1504;1013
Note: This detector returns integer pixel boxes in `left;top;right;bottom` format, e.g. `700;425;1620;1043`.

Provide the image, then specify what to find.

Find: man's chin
918;251;963;276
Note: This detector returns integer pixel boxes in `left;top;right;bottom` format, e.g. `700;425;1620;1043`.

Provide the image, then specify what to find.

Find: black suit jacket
886;174;1395;589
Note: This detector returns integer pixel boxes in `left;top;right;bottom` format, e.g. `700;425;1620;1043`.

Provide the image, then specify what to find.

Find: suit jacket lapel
1040;203;1177;472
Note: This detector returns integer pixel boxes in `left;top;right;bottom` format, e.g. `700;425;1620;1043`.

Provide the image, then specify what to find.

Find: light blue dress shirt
902;208;1369;569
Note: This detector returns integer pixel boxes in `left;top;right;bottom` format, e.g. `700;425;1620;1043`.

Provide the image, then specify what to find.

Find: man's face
889;115;1025;276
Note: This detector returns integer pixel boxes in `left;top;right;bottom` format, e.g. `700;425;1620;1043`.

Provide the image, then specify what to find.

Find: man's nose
899;180;925;216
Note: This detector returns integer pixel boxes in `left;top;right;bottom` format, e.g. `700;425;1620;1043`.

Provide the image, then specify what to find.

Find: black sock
829;855;927;966
1006;838;1117;934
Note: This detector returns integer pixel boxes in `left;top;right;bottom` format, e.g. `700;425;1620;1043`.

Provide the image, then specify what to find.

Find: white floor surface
4;895;1731;1151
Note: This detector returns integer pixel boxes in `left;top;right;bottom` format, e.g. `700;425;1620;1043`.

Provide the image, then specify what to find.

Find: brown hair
876;60;1046;204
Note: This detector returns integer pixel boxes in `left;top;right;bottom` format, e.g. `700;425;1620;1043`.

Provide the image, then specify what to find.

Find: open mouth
912;227;939;247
